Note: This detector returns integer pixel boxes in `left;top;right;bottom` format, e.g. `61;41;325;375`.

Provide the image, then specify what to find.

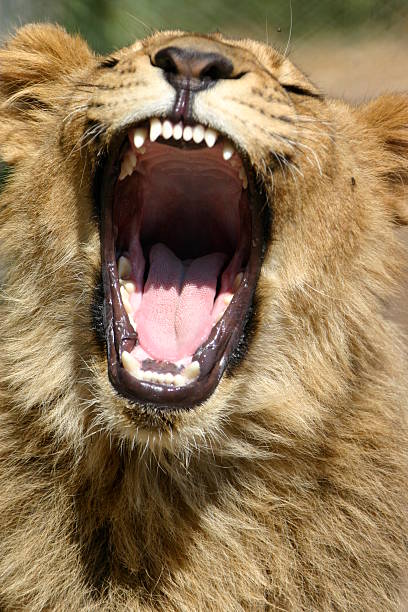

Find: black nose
152;46;233;89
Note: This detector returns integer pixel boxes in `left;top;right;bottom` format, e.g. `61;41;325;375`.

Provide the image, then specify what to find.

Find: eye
99;57;119;69
281;83;321;98
0;160;12;195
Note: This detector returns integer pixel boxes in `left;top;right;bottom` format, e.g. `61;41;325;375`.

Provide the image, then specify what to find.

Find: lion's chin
98;117;268;411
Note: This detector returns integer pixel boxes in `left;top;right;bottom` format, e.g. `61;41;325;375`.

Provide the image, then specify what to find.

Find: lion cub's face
86;33;319;411
0;26;406;449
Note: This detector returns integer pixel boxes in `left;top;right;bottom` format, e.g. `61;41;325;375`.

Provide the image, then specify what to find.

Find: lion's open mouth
100;118;266;409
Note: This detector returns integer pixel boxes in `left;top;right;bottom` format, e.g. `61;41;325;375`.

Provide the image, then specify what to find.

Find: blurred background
1;0;408;100
0;0;407;330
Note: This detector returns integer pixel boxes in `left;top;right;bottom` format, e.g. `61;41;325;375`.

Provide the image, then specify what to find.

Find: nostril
152;46;234;84
199;59;233;81
152;49;179;75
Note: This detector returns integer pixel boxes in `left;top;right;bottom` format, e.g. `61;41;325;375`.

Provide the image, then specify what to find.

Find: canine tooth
183;126;193;141
118;255;132;280
204;128;217;148
150;118;162;142
223;142;234;161
233;272;243;291
133;127;147;148
223;293;233;306
119;168;128;181
121;281;135;294
239;167;248;189
128;314;137;332
216;309;226;323
164;373;174;384
182;361;200;380
193;125;205;144
120;286;132;315
119;151;137;181
173;123;183;140
122;351;140;375
162;120;173;140
174;374;186;386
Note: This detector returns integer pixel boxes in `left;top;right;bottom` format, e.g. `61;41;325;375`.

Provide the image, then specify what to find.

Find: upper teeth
193;124;205;144
183;125;193;141
149;118;162;142
222;143;234;161
133;127;148;149
173;123;183;140
162;120;173;140
120;119;248;189
135;119;219;149
118;150;137;180
205;128;217;148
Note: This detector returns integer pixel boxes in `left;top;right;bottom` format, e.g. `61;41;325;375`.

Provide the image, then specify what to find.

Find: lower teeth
121;352;200;387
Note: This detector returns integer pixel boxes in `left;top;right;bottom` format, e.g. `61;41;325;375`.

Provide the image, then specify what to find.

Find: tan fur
0;24;407;610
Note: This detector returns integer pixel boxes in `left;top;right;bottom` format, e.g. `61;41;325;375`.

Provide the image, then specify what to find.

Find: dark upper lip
97;122;269;411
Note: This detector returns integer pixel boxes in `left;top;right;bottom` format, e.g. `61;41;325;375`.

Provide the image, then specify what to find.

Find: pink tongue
136;243;226;361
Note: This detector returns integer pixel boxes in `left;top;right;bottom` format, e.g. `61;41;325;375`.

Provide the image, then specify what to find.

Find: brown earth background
292;38;408;337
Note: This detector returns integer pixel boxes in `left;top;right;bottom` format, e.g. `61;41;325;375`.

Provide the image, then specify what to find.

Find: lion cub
0;24;406;611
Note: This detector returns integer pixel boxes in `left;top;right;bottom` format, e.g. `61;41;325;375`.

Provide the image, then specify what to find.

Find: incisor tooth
133;127;147;148
183;126;193;141
162;120;173;140
150;118;162;142
204;128;217;148
193;124;205;144
118;256;132;279
122;351;140;375
174;374;186;386
223;142;234;161
182;361;200;380
173;123;183;140
164;373;174;384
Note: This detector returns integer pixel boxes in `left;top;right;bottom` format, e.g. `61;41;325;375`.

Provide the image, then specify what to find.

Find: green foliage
4;0;408;53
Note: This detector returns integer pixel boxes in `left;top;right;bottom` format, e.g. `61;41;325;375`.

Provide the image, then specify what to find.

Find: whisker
123;11;156;35
284;0;293;58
